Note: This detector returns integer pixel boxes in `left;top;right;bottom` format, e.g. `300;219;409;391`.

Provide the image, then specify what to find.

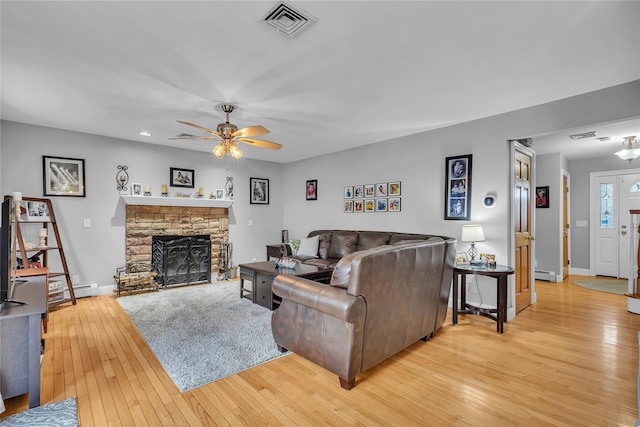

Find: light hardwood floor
1;275;638;426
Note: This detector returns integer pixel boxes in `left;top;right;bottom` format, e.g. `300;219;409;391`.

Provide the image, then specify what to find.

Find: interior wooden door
563;174;569;279
514;150;532;313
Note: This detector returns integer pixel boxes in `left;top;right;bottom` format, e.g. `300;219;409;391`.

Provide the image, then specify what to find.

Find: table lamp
461;224;485;264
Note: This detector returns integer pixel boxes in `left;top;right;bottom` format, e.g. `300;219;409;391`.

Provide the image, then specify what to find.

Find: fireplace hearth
152;235;211;287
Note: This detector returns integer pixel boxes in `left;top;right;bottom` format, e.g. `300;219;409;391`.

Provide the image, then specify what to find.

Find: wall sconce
116;165;129;193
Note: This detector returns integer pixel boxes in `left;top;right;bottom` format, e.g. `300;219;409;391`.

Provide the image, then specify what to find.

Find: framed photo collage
343;181;401;213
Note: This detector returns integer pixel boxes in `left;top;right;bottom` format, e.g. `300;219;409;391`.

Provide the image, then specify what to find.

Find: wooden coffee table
238;260;333;310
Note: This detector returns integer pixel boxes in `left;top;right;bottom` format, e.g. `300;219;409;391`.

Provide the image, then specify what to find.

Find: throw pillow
296;235;319;258
327;231;359;259
286;239;300;255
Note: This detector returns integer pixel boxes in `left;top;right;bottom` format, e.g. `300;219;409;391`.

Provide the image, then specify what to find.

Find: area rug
574;279;627;295
0;398;78;426
117;281;287;392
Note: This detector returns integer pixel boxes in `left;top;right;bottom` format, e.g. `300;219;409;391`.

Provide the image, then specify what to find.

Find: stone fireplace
124;202;229;283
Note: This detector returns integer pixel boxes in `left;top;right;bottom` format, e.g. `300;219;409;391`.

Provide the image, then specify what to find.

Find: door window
600;183;613;228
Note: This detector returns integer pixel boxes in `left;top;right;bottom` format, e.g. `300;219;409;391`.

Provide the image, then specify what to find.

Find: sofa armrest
272;275;364;322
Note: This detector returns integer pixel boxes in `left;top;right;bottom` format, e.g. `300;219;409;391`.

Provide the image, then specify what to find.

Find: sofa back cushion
388;233;429;245
327;231;359;259
318;232;332;259
356;231;391;251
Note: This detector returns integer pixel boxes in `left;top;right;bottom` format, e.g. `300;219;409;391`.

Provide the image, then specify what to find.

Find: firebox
151;235;211;286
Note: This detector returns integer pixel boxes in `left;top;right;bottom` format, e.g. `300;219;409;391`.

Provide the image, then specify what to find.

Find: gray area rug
574;279;627;295
0;398;77;427
117;281;287;392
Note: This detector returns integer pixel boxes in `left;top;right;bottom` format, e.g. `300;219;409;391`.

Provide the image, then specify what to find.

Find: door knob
526;234;535;241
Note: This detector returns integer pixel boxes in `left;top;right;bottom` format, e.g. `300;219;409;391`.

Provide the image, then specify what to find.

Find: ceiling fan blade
169;136;221;140
176;120;221;137
236;138;282;150
231;125;270;138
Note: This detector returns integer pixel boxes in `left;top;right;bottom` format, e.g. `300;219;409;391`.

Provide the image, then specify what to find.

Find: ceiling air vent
569;131;597;140
260;1;317;38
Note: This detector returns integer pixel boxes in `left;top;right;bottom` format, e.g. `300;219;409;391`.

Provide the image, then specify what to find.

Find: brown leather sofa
271;235;456;390
285;229;445;268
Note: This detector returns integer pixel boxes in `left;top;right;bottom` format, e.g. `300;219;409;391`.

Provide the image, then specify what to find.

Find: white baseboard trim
569;267;591;277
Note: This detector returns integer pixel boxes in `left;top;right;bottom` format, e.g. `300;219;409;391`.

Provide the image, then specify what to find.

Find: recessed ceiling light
139;131;152;137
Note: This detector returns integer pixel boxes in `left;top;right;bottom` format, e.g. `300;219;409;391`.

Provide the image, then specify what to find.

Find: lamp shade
461;224;485;242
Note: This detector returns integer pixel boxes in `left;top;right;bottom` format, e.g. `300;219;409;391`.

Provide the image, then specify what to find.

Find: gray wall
1;80;639;304
0;121;283;293
535;153;563;276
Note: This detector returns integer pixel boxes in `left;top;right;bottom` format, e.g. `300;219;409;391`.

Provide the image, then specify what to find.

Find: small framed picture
26;201;51;222
388;197;401;212
480;253;497;267
536;186;549;208
306;180;318;200
389;181;401;196
353;185;364;198
375;183;388;197
344;186;353;199
43;155;86;197
131;183;143;196
365;199;375;212
344;200;354;212
364;184;375;198
216;189;224;199
250;177;269;204
354;199;364;212
455;252;470;265
170;167;195;188
376;198;388;212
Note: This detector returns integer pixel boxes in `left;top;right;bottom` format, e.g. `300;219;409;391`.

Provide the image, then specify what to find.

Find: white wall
0;121;283;293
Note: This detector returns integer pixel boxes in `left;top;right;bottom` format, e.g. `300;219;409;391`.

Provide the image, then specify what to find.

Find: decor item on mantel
225;176;234;199
116;165;129;194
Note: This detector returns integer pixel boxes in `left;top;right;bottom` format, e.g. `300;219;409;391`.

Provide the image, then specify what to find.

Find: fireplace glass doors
152;235;211;286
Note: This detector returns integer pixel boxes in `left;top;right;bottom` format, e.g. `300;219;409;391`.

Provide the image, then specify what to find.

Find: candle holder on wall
116;165;129;193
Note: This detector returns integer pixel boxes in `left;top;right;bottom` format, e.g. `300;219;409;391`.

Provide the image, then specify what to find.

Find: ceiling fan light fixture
230;144;243;159
212;143;226;158
615;136;640;162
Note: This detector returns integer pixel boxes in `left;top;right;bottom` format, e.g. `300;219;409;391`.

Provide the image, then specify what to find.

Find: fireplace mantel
121;195;233;208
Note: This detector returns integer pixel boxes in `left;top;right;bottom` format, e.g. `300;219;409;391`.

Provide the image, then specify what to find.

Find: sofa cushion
356;231;391;251
297;235;320;258
318;232;332;259
388;233;429;245
304;258;334;268
286;239;301;255
327;231;359;259
330;251;360;289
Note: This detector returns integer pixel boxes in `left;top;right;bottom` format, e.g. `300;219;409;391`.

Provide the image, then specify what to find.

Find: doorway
512;145;534;313
591;170;640;278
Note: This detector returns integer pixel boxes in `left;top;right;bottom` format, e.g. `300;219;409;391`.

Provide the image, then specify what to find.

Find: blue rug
0;398;77;426
117;281;287;392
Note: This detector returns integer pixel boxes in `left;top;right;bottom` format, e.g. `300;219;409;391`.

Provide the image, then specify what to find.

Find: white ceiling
1;1;639;164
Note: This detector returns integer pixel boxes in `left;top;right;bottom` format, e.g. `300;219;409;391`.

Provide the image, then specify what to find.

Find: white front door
594;172;640;278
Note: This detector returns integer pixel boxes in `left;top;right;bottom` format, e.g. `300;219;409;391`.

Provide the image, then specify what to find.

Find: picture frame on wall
444;154;472;220
536;186;549;208
343;185;353;199
375;183;388;197
364;184;375;198
250;177;269;204
354;185;364;198
388;181;401;196
365;199;375;212
376;198;388;212
170;167;195;188
43;155;86;197
306;180;318;200
344;200;354;213
354;199;364;212
388;197;401;212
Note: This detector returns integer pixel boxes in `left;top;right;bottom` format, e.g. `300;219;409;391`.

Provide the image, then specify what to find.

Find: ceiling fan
172;105;282;159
